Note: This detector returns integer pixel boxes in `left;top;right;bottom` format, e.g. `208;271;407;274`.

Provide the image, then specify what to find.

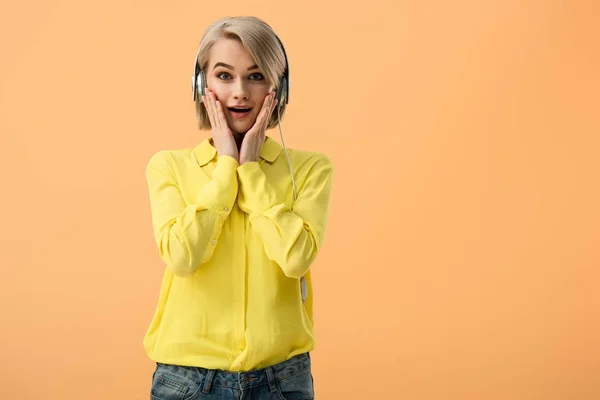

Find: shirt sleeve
236;155;334;279
146;151;239;277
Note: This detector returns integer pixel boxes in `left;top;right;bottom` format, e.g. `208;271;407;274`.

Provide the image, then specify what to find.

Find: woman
144;16;334;399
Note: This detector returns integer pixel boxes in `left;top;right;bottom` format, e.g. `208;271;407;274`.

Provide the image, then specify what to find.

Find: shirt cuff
237;162;279;218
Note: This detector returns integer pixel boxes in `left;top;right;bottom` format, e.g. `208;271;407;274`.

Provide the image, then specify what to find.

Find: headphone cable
277;105;297;202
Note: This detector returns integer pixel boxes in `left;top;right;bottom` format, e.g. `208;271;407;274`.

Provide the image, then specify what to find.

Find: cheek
253;86;271;100
206;78;226;98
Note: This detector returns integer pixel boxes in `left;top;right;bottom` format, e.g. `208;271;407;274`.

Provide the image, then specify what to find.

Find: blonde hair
194;16;288;130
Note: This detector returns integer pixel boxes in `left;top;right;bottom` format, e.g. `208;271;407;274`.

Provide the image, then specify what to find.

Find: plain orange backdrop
1;1;599;399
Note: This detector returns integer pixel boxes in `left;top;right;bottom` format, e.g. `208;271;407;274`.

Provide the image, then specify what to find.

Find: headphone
192;32;289;107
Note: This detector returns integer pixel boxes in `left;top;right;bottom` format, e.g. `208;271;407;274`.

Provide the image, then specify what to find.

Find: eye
248;73;264;81
217;72;232;80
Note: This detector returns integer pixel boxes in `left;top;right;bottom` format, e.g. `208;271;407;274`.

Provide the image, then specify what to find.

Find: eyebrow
213;62;259;71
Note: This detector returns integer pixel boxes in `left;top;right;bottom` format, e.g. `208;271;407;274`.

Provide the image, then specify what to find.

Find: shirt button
236;361;242;367
224;206;229;212
211;239;216;245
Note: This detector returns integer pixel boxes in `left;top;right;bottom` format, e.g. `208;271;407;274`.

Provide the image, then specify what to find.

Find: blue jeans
150;353;314;400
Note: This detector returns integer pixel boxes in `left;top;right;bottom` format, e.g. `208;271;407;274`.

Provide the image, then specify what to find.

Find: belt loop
265;366;277;393
201;368;215;394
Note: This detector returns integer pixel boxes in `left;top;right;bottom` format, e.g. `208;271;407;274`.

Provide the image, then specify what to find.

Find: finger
246;93;272;137
264;93;276;129
253;96;270;134
214;94;225;131
216;100;228;129
250;96;269;134
202;94;211;123
210;92;223;131
269;99;278;127
261;93;273;122
271;93;278;114
264;99;274;130
204;91;216;128
209;91;220;130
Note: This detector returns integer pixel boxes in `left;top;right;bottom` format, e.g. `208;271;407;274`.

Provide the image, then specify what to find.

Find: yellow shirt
143;136;334;372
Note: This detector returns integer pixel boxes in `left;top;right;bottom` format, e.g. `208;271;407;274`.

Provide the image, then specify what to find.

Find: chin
231;122;254;135
231;126;250;136
225;111;258;134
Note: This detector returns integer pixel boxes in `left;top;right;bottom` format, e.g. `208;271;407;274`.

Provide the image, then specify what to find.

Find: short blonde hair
194;16;288;130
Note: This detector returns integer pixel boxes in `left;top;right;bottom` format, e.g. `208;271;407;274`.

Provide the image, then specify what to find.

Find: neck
233;133;245;151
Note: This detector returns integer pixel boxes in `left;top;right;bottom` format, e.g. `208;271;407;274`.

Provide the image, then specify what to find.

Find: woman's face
205;38;273;135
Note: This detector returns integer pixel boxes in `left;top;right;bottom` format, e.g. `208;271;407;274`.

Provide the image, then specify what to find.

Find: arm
146;151;238;277
236;155;334;279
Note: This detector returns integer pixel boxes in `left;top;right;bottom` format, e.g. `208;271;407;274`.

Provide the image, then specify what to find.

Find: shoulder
287;147;334;174
286;145;333;167
146;147;196;167
282;147;334;187
145;147;196;175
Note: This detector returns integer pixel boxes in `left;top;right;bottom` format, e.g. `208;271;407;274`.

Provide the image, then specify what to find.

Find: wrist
239;156;259;165
217;147;238;159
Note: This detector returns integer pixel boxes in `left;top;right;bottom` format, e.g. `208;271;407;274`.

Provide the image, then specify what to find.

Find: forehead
208;38;257;68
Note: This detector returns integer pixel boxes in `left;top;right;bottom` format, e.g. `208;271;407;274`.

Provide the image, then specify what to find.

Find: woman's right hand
202;89;239;162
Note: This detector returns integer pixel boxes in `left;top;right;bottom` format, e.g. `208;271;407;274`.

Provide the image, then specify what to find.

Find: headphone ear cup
277;76;287;106
192;68;199;100
198;70;206;97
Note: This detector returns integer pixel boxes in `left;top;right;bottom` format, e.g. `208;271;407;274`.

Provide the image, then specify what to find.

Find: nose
232;80;249;101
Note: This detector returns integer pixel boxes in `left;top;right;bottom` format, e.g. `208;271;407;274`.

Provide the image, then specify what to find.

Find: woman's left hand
239;91;277;165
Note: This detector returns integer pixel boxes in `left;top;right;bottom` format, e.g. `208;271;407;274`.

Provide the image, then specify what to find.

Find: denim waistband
157;352;311;393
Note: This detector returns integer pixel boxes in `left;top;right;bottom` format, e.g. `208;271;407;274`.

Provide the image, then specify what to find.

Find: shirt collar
260;136;283;163
193;136;283;166
193;138;217;166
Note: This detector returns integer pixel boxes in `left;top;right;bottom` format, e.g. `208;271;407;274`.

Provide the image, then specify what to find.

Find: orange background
1;1;599;399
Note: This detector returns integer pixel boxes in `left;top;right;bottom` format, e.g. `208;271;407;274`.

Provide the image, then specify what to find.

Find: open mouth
228;107;253;119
